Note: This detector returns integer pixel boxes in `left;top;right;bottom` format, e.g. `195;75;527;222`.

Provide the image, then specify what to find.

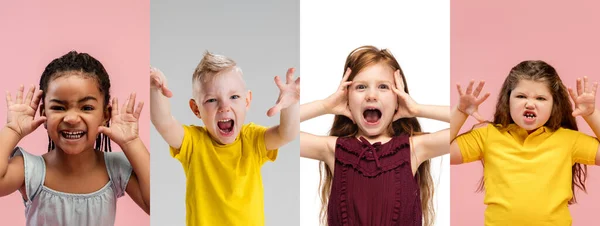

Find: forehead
197;69;246;95
512;79;551;95
353;63;396;83
46;74;102;98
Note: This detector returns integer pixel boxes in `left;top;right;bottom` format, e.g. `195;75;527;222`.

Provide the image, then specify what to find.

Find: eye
379;84;389;89
516;95;526;99
206;98;217;103
356;84;366;90
82;105;95;111
231;95;240;100
50;106;65;111
536;97;547;101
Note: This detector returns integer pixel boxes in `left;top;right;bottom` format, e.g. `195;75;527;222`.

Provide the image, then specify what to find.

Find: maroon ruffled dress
327;135;422;226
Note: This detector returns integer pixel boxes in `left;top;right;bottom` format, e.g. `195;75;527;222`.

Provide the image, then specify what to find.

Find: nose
217;100;231;113
63;111;82;124
525;99;534;109
365;89;378;102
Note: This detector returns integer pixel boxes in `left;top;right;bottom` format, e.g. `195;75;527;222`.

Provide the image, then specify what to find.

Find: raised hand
322;68;354;121
150;67;173;98
267;68;300;117
456;80;490;122
569;76;598;117
99;93;144;147
5;85;46;139
392;70;420;120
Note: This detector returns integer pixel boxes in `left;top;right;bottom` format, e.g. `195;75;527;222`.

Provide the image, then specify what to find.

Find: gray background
150;0;299;225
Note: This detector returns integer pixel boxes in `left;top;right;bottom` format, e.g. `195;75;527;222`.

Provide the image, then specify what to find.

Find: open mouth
217;119;234;134
523;111;537;122
363;108;382;125
60;130;86;140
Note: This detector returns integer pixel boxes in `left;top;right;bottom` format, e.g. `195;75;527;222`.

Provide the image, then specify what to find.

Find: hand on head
267;68;300;117
98;92;144;147
456;80;490;122
391;69;419;120
568;76;598;117
5;84;46;139
150;67;173;98
323;68;354;122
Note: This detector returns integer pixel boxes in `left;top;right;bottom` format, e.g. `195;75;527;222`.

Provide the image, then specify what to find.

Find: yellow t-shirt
457;124;598;226
170;123;278;226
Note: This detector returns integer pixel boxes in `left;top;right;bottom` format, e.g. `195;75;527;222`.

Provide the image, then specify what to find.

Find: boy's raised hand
267;68;300;117
5;85;46;139
150;67;173;98
569;76;598;117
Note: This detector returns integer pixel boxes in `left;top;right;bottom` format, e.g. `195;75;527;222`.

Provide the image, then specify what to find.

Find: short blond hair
193;51;240;84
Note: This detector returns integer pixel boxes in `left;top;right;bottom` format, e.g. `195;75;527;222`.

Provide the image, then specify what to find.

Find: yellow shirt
170;123;277;226
457;124;598;226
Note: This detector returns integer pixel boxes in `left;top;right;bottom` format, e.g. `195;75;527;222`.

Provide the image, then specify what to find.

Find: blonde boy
150;52;299;225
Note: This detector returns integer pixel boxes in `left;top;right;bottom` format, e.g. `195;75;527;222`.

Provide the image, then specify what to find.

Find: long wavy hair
475;60;585;204
318;46;435;226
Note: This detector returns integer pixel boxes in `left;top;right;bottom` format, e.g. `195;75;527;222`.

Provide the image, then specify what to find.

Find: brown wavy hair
318;46;435;226
476;60;586;204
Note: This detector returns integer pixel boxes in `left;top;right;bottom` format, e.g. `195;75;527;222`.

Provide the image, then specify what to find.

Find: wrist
2;126;23;142
121;137;142;151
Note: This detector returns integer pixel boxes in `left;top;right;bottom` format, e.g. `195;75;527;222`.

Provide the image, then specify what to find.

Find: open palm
5;85;46;138
323;68;354;121
99;93;144;147
457;80;490;122
267;68;300;117
569;76;598;117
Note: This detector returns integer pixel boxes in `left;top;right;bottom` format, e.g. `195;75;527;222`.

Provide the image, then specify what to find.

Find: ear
103;104;112;126
40;104;47;129
189;99;202;119
246;90;252;110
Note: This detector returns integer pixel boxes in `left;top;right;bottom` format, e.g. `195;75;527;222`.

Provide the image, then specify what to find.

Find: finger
473;81;485;97
6;91;12;108
152;76;162;87
267;104;281;117
25;85;35;105
340;68;352;86
577;78;583;96
31;116;47;129
133;101;144;119
294;77;300;86
465;80;474;95
572;109;582;117
16;85;24;104
472;111;485;122
341;81;353;91
456;84;464;96
274;76;285;90
568;87;577;102
286;68;295;84
394;70;404;91
593;82;598;96
98;126;112;138
476;93;491;105
30;90;44;110
584;76;589;93
162;85;173;98
126;93;136;114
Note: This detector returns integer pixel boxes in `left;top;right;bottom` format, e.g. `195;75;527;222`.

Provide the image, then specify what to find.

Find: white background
299;1;450;225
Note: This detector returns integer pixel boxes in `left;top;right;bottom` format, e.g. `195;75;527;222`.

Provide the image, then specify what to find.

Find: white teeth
218;119;232;123
61;131;85;139
524;113;536;118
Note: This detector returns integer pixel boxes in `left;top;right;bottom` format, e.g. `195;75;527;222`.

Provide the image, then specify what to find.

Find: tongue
364;110;380;123
218;120;234;131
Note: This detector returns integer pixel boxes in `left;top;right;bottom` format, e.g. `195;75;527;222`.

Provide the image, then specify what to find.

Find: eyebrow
49;96;98;105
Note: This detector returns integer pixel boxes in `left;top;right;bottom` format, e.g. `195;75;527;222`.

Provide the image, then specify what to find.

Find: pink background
0;1;149;225
452;0;600;225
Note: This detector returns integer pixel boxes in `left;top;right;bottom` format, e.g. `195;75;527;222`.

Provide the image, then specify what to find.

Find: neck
48;147;102;175
355;131;392;144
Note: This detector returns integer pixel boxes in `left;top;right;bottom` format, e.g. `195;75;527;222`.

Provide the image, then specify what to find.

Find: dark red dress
327;135;422;226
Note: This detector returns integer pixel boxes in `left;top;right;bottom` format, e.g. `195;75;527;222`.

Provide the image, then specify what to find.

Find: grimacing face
509;79;553;132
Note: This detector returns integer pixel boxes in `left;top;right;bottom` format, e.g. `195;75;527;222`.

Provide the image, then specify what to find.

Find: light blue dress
11;147;132;226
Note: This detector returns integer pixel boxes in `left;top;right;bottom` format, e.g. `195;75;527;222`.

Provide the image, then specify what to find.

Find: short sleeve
243;123;278;165
105;152;133;198
456;124;489;163
571;131;599;165
10;147;44;203
170;125;204;166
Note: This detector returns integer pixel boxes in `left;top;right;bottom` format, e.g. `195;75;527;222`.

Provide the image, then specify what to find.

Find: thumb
162;85;173;98
572;109;582;117
31;116;46;129
267;104;281;117
471;111;485;122
98;126;112;138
